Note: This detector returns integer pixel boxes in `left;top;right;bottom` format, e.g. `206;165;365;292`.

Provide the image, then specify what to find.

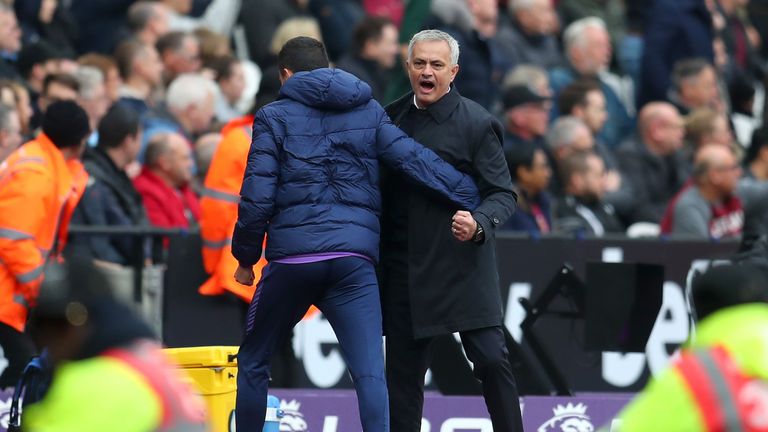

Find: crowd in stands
0;0;767;274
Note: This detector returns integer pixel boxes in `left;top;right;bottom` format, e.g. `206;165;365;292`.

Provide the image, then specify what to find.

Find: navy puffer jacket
232;68;480;265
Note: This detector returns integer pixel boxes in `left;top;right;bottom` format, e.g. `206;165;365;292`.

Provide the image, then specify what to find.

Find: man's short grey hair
563;17;607;53
546;116;590;151
74;66;104;100
503;64;548;89
127;1;158;32
166;73;217;112
0;103;14;131
408;30;460;65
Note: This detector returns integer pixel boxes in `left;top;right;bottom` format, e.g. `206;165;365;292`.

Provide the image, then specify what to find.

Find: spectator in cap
618;263;768;432
0;100;90;390
501;83;551;152
21;259;209;430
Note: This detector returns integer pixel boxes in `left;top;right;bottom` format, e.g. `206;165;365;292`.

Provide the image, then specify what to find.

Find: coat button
493;217;500;224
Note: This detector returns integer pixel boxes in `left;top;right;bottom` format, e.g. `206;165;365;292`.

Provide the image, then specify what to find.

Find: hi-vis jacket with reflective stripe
618;304;768;432
199;115;264;302
0;134;87;332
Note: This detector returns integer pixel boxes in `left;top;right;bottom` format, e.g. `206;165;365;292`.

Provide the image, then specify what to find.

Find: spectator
669;58;723;115
545;115;594;194
114;40;165;115
501;84;551;151
141;73;216;160
0;100;90;389
637;0;714;108
78;53;123;104
496;0;563;69
127;1;171;48
0;3;22;80
0;102;22;163
16;41;70;104
0;80;33;139
553;150;624;236
134;132;200;229
438;0;502;110
66;104;147;269
74;66;110;136
161;0;241;37
661;144;768;239
684;108;735;151
502;64;552;97
729;74;761;148
502;141;553;234
36;73;79;130
745;128;768;181
156;31;202;85
308;0;364;61
618;263;768;431
617;102;689;223
550;17;634;149
238;0;306;69
14;0;78;57
210;55;246;122
193;132;220;188
195;28;232;70
21;259;209;430
336;16;400;102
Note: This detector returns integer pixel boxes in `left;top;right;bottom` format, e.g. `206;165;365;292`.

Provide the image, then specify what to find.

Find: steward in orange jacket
0;101;90;388
199;115;265;302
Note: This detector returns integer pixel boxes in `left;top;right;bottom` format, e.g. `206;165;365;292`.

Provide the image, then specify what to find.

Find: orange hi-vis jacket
0;134;88;332
199;115;265;302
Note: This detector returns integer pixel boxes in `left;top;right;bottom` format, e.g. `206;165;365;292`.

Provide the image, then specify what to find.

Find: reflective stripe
16;264;43;284
14;156;44;165
200;187;240;203
202;238;231;249
13;294;29;309
241;125;252;137
697;350;745;432
0;227;34;240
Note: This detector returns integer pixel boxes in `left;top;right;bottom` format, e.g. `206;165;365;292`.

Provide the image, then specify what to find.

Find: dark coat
231;68;480;267
440;26;499;111
553;195;625;236
382;87;517;339
335;56;389;102
66;148;147;266
501;186;552;235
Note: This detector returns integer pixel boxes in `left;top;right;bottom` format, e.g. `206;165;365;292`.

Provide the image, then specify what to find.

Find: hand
452;210;477;242
234;265;255;286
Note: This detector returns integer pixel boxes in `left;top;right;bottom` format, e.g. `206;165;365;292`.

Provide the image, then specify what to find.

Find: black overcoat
381;87;517;339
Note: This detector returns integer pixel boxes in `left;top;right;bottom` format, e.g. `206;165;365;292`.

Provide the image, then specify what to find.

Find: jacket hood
280;68;372;110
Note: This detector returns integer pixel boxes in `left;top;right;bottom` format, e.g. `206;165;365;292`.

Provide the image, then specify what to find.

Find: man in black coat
381;29;521;431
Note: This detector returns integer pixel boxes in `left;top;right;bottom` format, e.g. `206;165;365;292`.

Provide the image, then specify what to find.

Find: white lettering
420;418;431;432
322;416;339;431
646;282;689;375
505;283;531;342
294;314;345;388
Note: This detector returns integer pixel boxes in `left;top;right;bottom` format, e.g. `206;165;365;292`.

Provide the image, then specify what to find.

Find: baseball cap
502;84;550;110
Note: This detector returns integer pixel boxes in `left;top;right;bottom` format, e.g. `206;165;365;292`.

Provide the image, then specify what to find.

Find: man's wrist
473;223;485;242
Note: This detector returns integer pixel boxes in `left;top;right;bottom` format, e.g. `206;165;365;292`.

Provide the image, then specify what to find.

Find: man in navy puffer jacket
231;37;481;432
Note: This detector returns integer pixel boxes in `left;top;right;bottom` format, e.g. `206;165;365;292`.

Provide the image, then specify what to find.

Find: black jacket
66;148;147;266
553;195;625;236
335;55;389;103
381;87;517;338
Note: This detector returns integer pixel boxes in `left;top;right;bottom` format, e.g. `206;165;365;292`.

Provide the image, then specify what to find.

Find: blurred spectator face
126;128;143;164
138;45;164;87
518;148;551;194
10;85;32;135
510;101;551;137
149;4;171;38
470;0;498;38
0;9;21;54
708;149;741;196
407;40;459;108
515;0;556;36
39;81;78;113
578;89;608;134
571;26;611;75
368;24;399;69
186;90;215;133
0;109;22;163
579;154;607;202
681;66;719;110
79;82;109;131
219;61;246;105
103;66;122;103
164;36;201;77
655;111;686;154
163;134;193;187
39;0;57;24
706;115;735;147
571;123;595;151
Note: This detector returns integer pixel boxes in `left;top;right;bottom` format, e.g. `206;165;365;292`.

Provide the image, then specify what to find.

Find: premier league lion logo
279;399;308;432
538;402;595;432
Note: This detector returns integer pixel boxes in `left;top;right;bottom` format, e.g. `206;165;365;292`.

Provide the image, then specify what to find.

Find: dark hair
42;100;90;149
114;39;148;80
746;128;768;165
42;73;80;96
559;149;596;186
144;133;172;167
504;141;538;181
210;55;240;82
691;264;768;320
672;58;712;91
557;79;601;116
127;1;157;32
98;104;141;149
277;36;329;73
351;16;393;55
156;31;193;54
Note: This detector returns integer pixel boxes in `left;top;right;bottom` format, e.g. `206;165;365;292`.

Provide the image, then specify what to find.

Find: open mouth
419;80;436;93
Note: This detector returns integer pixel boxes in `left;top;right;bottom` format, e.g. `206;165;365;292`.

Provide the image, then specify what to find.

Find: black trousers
0;322;36;389
385;311;524;431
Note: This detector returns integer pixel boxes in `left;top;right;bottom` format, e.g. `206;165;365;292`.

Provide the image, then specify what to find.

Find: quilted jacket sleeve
232;110;279;267
374;107;480;211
